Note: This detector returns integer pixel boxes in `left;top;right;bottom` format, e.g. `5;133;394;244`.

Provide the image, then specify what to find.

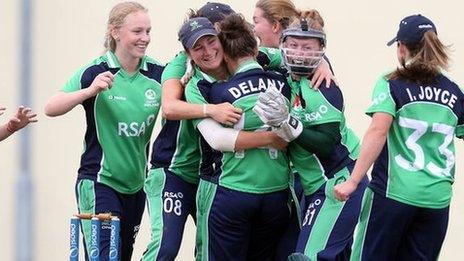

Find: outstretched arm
333;112;393;201
0;106;38;141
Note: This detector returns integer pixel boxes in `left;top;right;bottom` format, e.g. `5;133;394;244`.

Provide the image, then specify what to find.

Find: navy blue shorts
75;178;145;261
196;179;291;261
142;168;197;260
293;165;368;261
351;187;449;261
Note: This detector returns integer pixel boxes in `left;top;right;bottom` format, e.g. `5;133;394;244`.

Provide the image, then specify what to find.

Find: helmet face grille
281;47;325;75
280;27;327;47
279;24;326;76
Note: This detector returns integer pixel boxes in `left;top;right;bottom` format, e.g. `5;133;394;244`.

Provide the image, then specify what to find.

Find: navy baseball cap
387;14;437;46
178;17;218;49
198;2;235;24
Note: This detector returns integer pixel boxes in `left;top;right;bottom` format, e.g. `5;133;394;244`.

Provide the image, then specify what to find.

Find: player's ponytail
218;13;257;60
298;9;324;31
388;30;451;84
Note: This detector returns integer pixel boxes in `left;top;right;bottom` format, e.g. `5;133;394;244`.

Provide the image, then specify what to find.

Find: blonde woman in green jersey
45;2;163;259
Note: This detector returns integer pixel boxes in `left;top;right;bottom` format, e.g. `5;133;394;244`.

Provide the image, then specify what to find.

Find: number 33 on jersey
366;75;464;209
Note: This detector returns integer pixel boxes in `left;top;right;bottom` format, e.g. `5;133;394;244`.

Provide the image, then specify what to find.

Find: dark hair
387;30;451;84
218;13;257;60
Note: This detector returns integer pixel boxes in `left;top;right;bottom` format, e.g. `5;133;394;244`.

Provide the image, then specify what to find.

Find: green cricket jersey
63;51;163;194
288;77;360;195
185;61;292;194
367;74;464;208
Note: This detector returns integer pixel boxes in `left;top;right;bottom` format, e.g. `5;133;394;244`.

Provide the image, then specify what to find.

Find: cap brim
386;37;397;46
186;29;218;49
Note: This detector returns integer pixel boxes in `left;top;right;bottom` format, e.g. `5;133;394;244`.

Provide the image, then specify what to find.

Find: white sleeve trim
197;118;239;152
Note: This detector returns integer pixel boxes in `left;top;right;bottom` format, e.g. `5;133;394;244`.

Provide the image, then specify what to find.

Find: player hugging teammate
48;1;463;261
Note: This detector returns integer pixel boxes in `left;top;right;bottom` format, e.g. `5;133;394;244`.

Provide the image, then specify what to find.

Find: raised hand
7;106;38;132
87;71;114;96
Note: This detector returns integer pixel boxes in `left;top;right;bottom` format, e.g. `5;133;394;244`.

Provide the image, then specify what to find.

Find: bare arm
44;89;94;117
162;79;242;125
333;112;393;201
45;71;114;117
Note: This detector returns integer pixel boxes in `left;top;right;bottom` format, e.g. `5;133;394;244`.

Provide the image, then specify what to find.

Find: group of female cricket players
40;0;464;260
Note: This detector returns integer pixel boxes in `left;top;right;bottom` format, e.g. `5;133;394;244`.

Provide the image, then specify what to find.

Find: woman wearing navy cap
334;14;464;260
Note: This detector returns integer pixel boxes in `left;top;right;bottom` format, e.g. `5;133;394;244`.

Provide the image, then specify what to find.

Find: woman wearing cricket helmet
254;9;368;261
334;14;464;260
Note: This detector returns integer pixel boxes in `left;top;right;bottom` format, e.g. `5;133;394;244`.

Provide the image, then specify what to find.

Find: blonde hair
255;0;299;29
104;2;148;52
388;31;451;84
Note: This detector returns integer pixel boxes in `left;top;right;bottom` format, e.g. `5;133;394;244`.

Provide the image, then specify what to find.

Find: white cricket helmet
280;19;326;75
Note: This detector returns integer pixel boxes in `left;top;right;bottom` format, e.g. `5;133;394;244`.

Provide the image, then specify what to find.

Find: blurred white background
1;0;463;260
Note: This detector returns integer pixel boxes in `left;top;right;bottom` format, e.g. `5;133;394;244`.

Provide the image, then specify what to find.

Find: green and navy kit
150;117;201;184
288;77;360;195
161;47;283;84
63;51;163;194
185;61;291;194
367;74;464;208
149;88;201;185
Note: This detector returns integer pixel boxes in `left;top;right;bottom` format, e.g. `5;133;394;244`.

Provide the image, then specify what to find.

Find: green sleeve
161;51;188;84
296;77;343;126
366;75;397;117
294;122;341;158
257;47;282;70
61;66;89;93
184;76;210;128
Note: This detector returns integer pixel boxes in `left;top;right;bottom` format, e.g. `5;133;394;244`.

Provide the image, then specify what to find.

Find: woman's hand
207;103;242;126
333;178;359;201
87;71;114;97
310;59;337;89
7;106;38;132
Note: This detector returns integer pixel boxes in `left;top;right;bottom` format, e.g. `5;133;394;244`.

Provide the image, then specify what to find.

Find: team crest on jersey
144;89;159;107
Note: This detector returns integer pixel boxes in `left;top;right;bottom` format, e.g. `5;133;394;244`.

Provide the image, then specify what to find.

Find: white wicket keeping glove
272;115;303;142
253;86;288;126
